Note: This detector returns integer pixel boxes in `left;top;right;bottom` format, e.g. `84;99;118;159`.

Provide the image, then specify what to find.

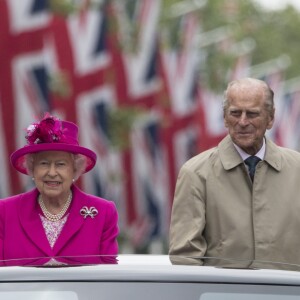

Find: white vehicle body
1;255;300;299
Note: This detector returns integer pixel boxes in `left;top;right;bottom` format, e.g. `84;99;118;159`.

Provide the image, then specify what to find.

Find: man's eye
247;112;259;118
230;111;241;117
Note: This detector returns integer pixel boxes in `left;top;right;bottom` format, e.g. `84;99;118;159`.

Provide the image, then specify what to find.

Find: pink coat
0;185;119;266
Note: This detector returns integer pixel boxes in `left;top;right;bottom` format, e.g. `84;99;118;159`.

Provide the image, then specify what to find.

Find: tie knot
244;156;261;181
244;156;261;168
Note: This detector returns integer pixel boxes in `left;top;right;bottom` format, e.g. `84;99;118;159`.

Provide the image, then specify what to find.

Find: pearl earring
32;177;35;181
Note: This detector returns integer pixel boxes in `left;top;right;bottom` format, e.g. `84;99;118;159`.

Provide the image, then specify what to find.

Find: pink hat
11;113;97;175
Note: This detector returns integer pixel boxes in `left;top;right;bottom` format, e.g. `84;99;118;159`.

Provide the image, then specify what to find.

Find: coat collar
18;185;90;256
219;135;282;171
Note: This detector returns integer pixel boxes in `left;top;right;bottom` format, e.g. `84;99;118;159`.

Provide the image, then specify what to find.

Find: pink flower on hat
26;113;63;145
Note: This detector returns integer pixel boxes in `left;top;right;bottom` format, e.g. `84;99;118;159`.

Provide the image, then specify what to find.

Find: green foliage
49;0;105;17
48;71;72;98
161;0;300;91
108;107;145;150
48;0;77;16
247;6;300;79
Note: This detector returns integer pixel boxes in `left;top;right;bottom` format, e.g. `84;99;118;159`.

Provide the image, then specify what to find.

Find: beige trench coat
169;135;300;270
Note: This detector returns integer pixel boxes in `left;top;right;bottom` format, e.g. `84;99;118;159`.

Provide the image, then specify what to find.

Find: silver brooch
80;206;98;219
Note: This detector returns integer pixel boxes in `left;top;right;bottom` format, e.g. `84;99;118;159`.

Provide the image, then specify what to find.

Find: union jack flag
129;113;170;249
76;85;126;219
162;12;200;116
115;0;162;98
0;0;52;192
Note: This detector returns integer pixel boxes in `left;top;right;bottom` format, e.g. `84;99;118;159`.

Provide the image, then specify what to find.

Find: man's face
224;88;274;155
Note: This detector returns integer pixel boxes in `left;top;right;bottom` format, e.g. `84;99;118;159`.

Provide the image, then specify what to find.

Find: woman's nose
48;164;57;175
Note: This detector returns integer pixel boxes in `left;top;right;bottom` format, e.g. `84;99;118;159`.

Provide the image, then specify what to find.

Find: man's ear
267;108;275;130
223;111;228;128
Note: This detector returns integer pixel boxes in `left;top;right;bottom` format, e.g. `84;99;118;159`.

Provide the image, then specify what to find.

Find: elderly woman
0;113;119;266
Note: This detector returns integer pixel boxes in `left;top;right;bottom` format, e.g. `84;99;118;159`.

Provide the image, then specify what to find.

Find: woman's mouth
44;181;61;187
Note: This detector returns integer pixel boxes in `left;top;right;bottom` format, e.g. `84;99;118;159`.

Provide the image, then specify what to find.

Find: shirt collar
233;138;266;161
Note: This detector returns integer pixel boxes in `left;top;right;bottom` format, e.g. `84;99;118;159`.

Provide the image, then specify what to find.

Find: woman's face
32;151;75;201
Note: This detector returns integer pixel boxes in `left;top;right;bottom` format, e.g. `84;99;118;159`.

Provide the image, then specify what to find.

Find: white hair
223;77;274;115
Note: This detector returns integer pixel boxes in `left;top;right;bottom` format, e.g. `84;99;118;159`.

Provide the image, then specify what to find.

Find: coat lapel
264;138;282;171
18;189;53;256
219;135;244;170
52;185;85;255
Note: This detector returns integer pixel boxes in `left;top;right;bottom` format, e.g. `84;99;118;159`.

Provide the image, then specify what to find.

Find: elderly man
169;78;300;270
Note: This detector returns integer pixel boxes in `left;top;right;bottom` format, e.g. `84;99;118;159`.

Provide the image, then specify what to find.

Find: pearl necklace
38;191;72;222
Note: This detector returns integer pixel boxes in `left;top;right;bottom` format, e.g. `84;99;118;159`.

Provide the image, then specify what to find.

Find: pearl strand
38;191;72;222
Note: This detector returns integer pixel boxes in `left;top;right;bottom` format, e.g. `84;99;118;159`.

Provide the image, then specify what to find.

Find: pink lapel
18;189;53;256
52;185;85;254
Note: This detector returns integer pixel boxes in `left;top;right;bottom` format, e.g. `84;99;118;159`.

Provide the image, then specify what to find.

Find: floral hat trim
26;113;76;145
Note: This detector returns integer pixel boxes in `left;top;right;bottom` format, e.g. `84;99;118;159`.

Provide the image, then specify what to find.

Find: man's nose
238;112;250;126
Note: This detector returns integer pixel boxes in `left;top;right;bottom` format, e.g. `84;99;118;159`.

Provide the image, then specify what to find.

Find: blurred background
1;0;300;254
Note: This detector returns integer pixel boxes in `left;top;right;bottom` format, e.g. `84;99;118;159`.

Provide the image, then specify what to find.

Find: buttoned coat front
169;135;300;270
0;185;119;266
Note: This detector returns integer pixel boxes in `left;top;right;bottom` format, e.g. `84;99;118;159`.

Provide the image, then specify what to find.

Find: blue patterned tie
244;156;261;181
